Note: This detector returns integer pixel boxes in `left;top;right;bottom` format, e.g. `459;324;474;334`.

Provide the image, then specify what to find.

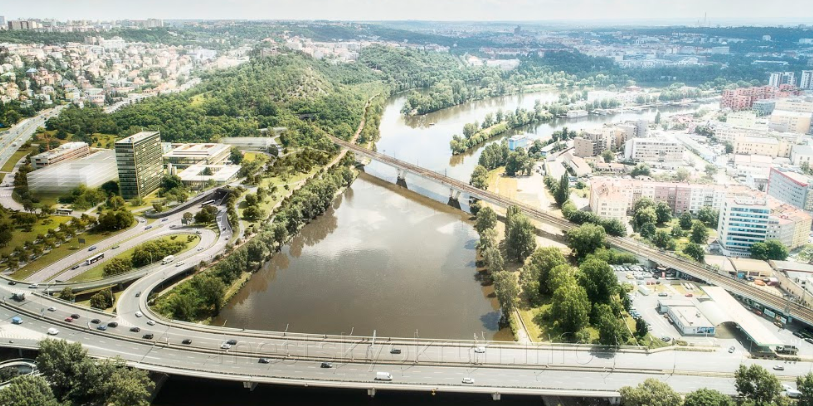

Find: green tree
525;247;568;295
59;287;75;301
670;223;684;238
483;246;504;272
635;317;648;338
183;211;193;224
578;258;617;304
601;218;627;237
595;303;627;346
0;375;59;406
630;163;651;178
675;167;690;181
705;163;718;178
547;264;574;294
654;202;672;225
566;223;606;259
634;207;657;230
654;111;661;124
474;206;497;234
797;373;813;406
470;165;489;189
36;339;104;404
652;230;672;249
102;360;155;406
551;281;590;334
506;214;537;262
492;271;519;319
683;242;705;262
690;221;709;244
684;388;735;406
553;173;570;206
619;378;682;406
679;211;693;229
697;206;719;228
639;222;657;240
734;364;781;406
194;205;218;224
103;257;133;277
601;149;614;163
229;147;244;164
750;240;789;261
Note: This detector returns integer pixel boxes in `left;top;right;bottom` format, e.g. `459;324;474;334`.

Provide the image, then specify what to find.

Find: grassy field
73;289;125;313
68;234;201;283
0;215;73;258
10;226;131;281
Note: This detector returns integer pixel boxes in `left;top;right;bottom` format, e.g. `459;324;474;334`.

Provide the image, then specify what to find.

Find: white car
220;343;232;350
473;346;486;354
47;307;56;312
47;328;59;335
146;320;155;326
462;377;475;384
135;311;143;318
175;262;185;267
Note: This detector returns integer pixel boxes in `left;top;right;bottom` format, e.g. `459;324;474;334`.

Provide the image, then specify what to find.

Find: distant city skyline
3;0;813;24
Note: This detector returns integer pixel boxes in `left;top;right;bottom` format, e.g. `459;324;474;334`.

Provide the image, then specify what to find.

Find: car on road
793;331;804;338
182;339;192;345
462;377;475;385
375;372;393;381
320;362;333;368
773;365;785;371
88;246;97;251
226;339;238;345
175;262;185;267
658;292;669;297
197;247;204;251
135;292;141;297
70;265;80;270
47;307;55;312
145;226;153;230
107;321;118;328
135;311;143;318
162;218;168;222
728;346;735;353
64;317;73;322
474;347;486;353
143;333;154;340
91;319;101;324
146;320;155;326
28;283;38;289
661;336;671;342
195;231;202;235
47;328;59;336
11;316;22;325
112;245;120;249
685;293;693;297
258;358;270;364
390;348;402;354
130;327;141;332
96;325;107;331
70;314;80;319
7;281;16;285
784;384;802;398
220;343;232;350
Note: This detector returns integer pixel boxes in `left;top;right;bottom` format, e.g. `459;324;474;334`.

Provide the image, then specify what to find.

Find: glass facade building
115;131;162;199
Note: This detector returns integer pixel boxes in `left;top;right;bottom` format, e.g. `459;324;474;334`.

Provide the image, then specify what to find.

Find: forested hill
46;52;386;150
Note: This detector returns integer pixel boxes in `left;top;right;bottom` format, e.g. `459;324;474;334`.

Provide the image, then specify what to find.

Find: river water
212;90;712;340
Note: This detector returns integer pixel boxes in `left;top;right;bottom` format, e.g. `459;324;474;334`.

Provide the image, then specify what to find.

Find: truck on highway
375;372;393;381
776;345;798;355
161;255;175;265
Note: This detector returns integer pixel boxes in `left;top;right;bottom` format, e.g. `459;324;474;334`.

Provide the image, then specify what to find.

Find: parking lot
612;264;813;359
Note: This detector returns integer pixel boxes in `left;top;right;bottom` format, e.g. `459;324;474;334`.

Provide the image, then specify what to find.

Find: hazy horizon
3;0;813;25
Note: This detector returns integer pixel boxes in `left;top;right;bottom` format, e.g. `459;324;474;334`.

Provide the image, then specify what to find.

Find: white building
31;142;90;169
718;195;771;257
219;137;277;151
28;150;118;193
177;164;241;187
623;137;684;165
800;71;813;90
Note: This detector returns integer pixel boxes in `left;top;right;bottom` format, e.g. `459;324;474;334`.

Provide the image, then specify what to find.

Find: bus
200;199;215;207
85;253;104;265
55;208;73;215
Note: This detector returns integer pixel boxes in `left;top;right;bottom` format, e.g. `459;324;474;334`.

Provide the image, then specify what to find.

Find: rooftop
31;142;87;159
729;257;774;275
164;143;230;158
116;131;159;144
701;286;783;346
671;306;715;329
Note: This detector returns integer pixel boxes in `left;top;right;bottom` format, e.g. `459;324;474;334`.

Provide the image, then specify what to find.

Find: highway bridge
330;136;813;328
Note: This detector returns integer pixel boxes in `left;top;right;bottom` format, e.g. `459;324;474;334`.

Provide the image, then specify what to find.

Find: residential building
31;142;90;169
753;100;776;116
727;111;757;128
801;71;813;90
733;135;792;158
769;72;796;88
769;110;813;134
623;137;684;164
588;181;628;222
163;143;231;169
721;86;775;111
115;131;163;199
774;98;813;114
767;168;813;212
717;195;771;257
573;137;599;157
767;199;812;251
28;150;118;193
791;144;813;167
507;135;529;151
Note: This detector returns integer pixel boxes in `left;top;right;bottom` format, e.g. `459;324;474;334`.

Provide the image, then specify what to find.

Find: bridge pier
242;381;258;391
608;396;621;405
449;188;461;200
396;169;408;189
367;388;376;398
492;392;501;401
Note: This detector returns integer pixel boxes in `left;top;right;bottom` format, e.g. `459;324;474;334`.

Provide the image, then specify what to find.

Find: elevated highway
330;136;813;327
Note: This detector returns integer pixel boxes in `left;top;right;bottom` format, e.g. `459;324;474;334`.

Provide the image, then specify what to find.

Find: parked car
661;336;671;342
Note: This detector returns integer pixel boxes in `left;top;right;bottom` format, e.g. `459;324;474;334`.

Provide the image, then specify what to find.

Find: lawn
73;289;125;313
0;215;73;259
10;226;130;281
68;234;201;283
517;298;599;343
0;145;32;175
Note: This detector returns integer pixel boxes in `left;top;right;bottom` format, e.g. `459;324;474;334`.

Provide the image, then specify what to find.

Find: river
212;89;712;340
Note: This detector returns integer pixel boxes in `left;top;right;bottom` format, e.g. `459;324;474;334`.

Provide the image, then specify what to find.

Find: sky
4;0;813;23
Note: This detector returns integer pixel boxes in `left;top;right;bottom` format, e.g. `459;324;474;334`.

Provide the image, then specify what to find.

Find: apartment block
767;168;813;212
115;131;163;199
791;144;813;167
774;98;813;114
801;71;813;90
573;137;600;158
623;137;684;163
769;72;796;88
733;135;793;158
717;195;771;257
720;86;775;111
769;110;813;134
31;142;90;169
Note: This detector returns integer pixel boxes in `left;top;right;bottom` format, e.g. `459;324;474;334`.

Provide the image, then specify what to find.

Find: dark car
143;333;154;340
70;314;80;319
390;348;402;354
107;321;118;328
182;339;192;345
70;265;80;270
7;281;16;285
130;327;141;332
793;331;804;338
96;325;107;331
226;339;238;345
91;319;101;324
320;362;333;368
135;292;141;298
258;358;270;364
